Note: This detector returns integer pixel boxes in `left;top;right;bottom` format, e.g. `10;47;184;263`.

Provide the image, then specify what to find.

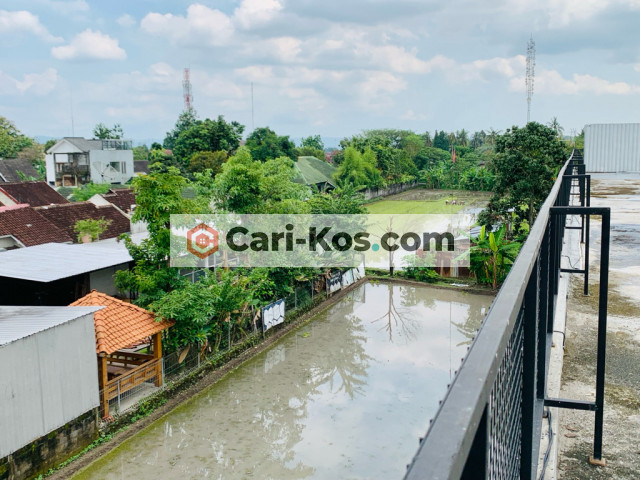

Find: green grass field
365;198;466;214
364;189;490;215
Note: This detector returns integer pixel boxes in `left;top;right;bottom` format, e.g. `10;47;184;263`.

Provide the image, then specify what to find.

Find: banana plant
469;224;522;289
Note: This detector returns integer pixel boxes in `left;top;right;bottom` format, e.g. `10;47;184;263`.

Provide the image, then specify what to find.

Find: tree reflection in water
371;284;420;342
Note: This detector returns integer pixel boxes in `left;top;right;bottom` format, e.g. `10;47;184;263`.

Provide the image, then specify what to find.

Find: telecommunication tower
183;68;193;112
526;36;536;123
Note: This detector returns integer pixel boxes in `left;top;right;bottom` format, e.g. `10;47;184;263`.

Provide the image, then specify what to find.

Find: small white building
45;137;134;187
0;306;101;477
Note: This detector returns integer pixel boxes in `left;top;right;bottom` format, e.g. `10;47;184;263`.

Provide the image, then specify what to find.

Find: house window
109;161;121;172
122;162;127;174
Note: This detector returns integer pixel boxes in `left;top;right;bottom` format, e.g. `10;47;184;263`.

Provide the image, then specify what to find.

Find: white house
45;137;134;187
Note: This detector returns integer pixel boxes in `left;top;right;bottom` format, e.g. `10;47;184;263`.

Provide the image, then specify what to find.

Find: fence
363;181;417;201
404;149;611;479
99;268;364;419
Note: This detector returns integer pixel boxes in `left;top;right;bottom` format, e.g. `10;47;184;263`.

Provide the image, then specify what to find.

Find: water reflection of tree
452;301;488;346
372;284;420;342
162;301;375;480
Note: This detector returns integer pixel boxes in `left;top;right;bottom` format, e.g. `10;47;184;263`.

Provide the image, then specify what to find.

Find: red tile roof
102;188;136;214
0;181;69;207
0;204;73;246
70;290;174;355
35;202;130;242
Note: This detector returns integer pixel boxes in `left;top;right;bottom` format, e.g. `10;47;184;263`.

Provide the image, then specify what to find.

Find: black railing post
537;226;550;395
584;177;591;295
521;256;540;479
461;407;488;479
591;209;610;464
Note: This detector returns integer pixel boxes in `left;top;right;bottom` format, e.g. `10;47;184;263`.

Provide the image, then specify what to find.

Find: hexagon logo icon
187;223;219;259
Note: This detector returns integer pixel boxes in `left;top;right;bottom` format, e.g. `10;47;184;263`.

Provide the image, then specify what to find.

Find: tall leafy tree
212;146;309;213
115;163;210;307
245;127;296;162
300;135;324;151
93;123;123;139
172;116;244;163
334;146;384;189
163;109;198;150
485;122;566;226
433;130;450;151
0;116;34;158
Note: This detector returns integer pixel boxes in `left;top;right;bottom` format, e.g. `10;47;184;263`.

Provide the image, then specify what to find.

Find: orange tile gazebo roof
70;290;174;355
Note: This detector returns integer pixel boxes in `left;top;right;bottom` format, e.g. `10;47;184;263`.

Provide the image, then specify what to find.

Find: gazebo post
98;354;109;418
153;332;162;387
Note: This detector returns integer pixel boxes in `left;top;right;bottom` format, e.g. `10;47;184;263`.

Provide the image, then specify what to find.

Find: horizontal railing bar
544;398;597;411
551;206;609;215
560;268;585;274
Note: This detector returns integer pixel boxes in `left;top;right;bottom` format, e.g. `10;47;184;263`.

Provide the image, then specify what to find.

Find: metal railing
404;150;611;479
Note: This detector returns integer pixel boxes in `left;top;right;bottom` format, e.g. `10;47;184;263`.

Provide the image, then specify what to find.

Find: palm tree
456;129;469;147
547;117;564;138
486;128;501;145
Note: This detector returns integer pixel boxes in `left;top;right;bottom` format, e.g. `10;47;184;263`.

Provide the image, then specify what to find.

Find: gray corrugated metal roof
0;242;132;282
0;305;102;346
62;137;103;152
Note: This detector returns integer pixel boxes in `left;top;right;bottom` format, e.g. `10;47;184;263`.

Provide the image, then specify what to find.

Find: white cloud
0;10;62;42
258;36;302;62
117;14;136;28
233;0;283;29
0;68;58;95
509;69;640;95
141;4;234;47
51;29;126;60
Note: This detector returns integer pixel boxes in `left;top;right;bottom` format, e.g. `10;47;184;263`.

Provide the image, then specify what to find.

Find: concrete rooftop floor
556;173;640;479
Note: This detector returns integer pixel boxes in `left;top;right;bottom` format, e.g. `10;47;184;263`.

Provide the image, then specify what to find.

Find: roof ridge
0;203;30;212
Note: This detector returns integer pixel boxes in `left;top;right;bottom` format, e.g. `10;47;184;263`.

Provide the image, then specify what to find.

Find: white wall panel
584;123;640;172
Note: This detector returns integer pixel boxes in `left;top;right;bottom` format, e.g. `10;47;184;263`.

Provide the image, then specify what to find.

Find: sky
1;0;640;146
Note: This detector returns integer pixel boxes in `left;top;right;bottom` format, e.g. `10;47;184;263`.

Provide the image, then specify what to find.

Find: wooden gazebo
71;291;174;417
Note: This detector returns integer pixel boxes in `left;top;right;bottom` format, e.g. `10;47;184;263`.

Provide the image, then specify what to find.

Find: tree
188;150;227;176
456;129;469;147
469;225;521;289
133;145;149;162
300;135;324;151
163;109;198;150
151;271;251;350
433;130;449;151
547;117;564;138
71;182;111;201
93;123;123;139
334;146;384;189
212;147;309;214
43;139;57;152
307;184;367;214
485;122;566;226
245;127;296;162
172;116;244;163
0;116;34;158
115;163;211;307
74;218;112;242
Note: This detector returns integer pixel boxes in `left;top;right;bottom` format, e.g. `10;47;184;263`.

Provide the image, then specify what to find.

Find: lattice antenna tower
183;67;193;112
526;36;536;123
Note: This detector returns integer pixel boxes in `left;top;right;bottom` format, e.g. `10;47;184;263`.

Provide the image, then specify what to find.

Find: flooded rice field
74;281;493;480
